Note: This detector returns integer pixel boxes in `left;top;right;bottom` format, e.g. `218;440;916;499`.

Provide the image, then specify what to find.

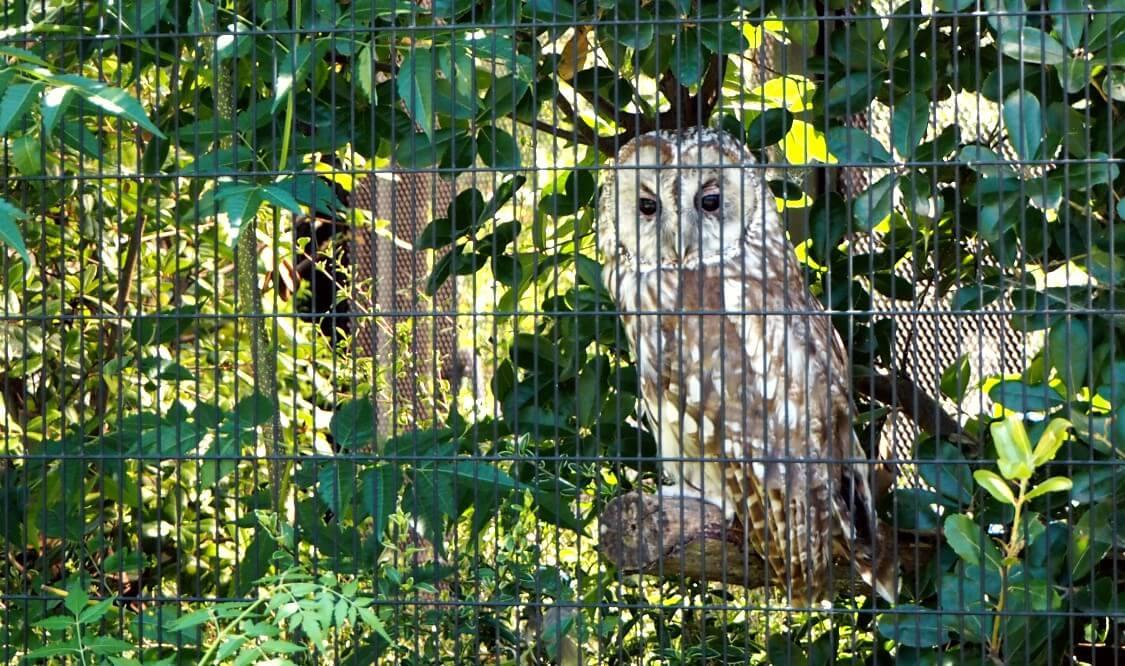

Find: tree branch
856;370;974;447
598;490;935;595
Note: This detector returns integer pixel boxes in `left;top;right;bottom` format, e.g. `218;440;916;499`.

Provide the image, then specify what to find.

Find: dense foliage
0;0;1123;662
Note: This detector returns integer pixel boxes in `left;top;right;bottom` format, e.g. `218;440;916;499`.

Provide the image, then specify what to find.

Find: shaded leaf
398;49;437;137
1002;90;1043;159
877;605;950;648
0;82;41;136
944;513;1003;569
999;28;1068;65
0;198;30;264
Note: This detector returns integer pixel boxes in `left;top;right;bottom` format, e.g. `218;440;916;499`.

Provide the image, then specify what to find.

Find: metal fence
0;0;1121;663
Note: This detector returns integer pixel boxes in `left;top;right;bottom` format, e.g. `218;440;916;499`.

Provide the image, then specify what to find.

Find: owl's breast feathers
605;251;898;606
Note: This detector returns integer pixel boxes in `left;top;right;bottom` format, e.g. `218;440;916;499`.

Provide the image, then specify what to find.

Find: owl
596;127;898;607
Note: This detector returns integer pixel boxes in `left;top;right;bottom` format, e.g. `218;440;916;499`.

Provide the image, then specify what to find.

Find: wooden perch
598;491;934;596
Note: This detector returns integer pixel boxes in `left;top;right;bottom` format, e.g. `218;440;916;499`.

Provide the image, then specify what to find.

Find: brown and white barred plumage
597;127;898;607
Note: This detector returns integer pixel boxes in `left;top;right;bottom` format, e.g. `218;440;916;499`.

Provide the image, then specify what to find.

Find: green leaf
477;125;521;169
1002;90;1043;160
1031;417;1071;467
398;49;436;138
1050;0;1087;50
826;127;893;164
807;193;848;264
360;463;400;549
952;283;1004;311
698;18;748;54
78;596;116;624
233;392;276;429
259;185;304;214
433;460;527;492
273;40;318;114
330;399;376;450
891;93;930;157
672;29;708;86
916;438;974;506
853;174;897;230
745;108;794;150
356;42;377;104
999;28;1068;65
34;616;75;631
317;460;357;514
40;85;70;134
615;7;655;50
216;184;263;244
989;380;1067;414
22;642;82;660
1106;67;1125;101
974;469;1017;505
823;73;878;114
940;354;972;402
11;134;41;175
876;605;950;648
990;414;1035;480
477;175;526;226
0;197;30;264
944;514;1003;570
934;0;974;10
86;636;134;655
0;82;41;136
45;74;164;137
1057;56;1092;93
1025;476;1074;501
64;579;89;616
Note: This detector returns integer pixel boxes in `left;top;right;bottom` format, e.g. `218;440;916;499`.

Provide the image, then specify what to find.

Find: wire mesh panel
0;0;1121;663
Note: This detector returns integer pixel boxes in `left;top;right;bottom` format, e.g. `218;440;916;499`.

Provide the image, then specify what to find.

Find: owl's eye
699;193;721;213
638;198;660;216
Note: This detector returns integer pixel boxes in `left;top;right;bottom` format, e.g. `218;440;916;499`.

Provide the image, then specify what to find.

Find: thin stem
988;477;1028;657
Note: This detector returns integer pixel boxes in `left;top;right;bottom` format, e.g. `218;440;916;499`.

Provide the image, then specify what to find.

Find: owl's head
596;127;779;269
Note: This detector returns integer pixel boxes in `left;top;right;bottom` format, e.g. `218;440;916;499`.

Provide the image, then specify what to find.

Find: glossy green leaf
891;93;930;157
1031;417;1072;467
672;29;707;86
1002;90;1043;160
989;380;1068;414
330;399;376;450
745;108;794;150
1025;476;1074;501
990;414;1035;480
477;125;521;169
999;28;1068;65
853;174;897;230
940;354;972;402
876;605;950;647
945;513;1004;570
974;469;1017;505
1050;0;1088;50
397;49;437;138
826;127;893;164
